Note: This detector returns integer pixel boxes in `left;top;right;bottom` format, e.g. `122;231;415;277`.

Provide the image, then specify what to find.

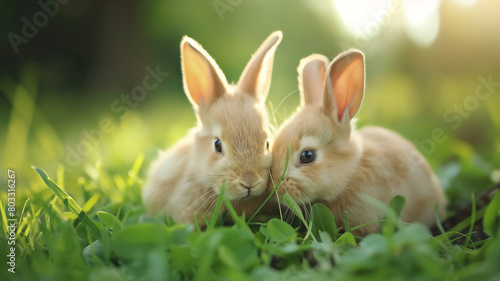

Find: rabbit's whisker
153;171;230;204
162;185;213;215
150;178;214;204
195;192;219;219
156;173;218;187
187;189;217;211
270;89;299;124
297;189;312;221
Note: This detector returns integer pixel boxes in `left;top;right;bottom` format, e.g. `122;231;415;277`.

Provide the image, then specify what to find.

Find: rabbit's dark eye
214;138;222;153
300;150;316;164
266;140;270;151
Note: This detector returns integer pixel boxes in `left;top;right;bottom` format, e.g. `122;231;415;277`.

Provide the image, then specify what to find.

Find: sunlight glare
332;0;392;36
401;0;441;47
450;0;478;8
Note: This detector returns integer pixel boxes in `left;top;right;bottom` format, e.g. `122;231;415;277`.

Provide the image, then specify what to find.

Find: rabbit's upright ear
323;49;365;122
298;54;329;106
181;36;229;107
237;31;283;104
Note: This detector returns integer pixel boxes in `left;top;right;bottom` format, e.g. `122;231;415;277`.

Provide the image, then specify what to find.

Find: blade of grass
483;191;500;237
17;216;30;238
434;203;452;246
344;211;350;233
347;219;381;232
1;201;8;236
201;213;210;228
283;193;307;226
127;153;144;186
435;207;486;245
267;167;283;220
434;203;447;236
194;215;201;233
469;238;489;248
83;194;101;213
448;207;486;234
275;192;283;221
57;164;65;190
303;221;315;242
449;232;475;244
32;166;100;236
208;181;226;229
282;193;317;242
247;148;290;223
463;193;476;249
20;198;30;224
224;198;251;232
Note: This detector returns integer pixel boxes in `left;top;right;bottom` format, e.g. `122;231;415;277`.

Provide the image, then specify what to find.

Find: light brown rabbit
143;31;283;227
269;50;447;236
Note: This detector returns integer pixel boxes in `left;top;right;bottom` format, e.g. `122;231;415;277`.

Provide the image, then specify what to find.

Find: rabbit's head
181;31;282;200
269;50;366;204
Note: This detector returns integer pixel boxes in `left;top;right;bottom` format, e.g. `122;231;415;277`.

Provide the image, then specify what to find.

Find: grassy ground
1;72;500;281
1;159;499;281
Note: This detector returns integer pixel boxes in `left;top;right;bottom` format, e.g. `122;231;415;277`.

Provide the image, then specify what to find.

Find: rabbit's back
356;126;447;225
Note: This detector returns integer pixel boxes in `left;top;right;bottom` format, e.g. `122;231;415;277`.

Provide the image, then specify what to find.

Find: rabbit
268;50;447;236
142;31;283;227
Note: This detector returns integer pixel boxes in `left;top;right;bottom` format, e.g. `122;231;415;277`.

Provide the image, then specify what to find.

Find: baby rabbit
269;50;447;236
143;31;283;227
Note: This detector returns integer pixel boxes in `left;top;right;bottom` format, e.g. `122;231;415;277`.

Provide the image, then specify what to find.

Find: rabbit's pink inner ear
181;38;227;106
326;51;365;121
183;51;209;105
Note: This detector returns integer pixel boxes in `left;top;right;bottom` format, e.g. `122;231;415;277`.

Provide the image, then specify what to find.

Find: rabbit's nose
239;183;254;190
239;182;257;197
239;172;259;189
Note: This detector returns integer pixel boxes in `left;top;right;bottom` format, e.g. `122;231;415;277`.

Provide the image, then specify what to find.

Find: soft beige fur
269;50;447;236
143;31;283;227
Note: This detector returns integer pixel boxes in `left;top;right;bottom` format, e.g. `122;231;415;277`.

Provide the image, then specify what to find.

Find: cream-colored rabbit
269;50;447;236
143;31;283;226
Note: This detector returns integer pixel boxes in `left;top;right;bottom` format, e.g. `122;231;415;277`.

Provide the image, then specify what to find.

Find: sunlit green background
1;0;499;208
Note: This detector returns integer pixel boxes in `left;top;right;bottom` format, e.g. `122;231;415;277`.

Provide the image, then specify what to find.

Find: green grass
1;71;500;280
0;160;499;280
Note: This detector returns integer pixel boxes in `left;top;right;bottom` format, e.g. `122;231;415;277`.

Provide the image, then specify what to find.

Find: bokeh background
1;0;499;208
